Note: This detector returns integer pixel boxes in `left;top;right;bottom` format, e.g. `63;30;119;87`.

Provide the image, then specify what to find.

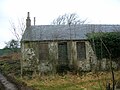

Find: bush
87;32;120;59
0;60;21;76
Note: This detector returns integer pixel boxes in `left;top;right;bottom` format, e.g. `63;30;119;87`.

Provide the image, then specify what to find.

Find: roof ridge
31;24;120;27
22;24;120;41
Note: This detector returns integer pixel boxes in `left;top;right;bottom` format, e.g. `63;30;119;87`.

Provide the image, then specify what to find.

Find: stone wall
21;41;98;73
21;42;55;73
96;58;118;71
76;41;97;71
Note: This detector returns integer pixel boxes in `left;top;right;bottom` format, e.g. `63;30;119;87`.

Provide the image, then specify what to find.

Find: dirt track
0;73;17;90
0;73;34;90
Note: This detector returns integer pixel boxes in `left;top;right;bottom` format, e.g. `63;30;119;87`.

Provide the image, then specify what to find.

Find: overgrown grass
0;59;120;90
18;71;120;90
0;59;20;76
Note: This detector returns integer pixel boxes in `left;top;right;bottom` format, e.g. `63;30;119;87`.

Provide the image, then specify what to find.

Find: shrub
87;32;120;59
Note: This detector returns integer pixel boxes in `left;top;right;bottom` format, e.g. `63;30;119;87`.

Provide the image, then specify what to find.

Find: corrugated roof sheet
21;24;120;41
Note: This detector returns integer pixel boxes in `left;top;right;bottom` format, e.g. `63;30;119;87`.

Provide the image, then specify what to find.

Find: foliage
0;48;11;56
4;39;20;53
87;32;120;59
0;48;20;56
0;48;20;57
0;60;21;76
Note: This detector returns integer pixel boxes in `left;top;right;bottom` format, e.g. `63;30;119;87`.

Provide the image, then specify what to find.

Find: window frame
39;42;49;61
76;41;86;60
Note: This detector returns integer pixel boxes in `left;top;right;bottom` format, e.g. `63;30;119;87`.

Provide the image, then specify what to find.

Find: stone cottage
21;12;120;73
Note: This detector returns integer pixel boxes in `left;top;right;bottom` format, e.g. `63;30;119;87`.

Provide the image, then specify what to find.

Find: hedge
87;32;120;59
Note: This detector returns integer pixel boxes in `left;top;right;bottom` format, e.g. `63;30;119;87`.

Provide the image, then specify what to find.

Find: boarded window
39;43;49;60
77;42;86;60
58;42;68;63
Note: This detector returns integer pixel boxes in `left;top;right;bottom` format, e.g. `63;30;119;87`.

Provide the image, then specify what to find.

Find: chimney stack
34;17;36;26
26;12;31;28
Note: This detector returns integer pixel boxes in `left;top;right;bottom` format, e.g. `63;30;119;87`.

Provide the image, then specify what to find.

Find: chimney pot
27;12;30;17
26;12;31;28
34;17;36;26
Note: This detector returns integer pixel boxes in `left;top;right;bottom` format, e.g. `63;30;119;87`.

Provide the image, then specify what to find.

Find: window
39;43;49;60
58;42;68;63
77;42;86;60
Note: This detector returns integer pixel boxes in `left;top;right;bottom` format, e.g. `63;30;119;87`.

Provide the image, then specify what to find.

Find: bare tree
9;18;25;78
51;13;87;40
51;13;88;42
9;18;25;42
51;13;87;25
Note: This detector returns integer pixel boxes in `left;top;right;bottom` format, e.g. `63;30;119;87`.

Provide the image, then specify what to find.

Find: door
58;42;68;65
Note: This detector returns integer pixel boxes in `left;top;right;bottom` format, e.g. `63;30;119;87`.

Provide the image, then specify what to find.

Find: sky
0;0;120;49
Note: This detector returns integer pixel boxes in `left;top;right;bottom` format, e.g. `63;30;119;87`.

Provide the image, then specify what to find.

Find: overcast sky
0;0;120;49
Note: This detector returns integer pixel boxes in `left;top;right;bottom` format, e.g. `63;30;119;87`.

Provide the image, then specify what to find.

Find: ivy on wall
87;32;120;59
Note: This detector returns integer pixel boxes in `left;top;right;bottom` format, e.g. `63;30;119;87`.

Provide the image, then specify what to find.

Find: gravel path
0;73;18;90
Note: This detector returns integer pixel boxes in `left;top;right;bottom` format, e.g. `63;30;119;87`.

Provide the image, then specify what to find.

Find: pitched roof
21;24;120;41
